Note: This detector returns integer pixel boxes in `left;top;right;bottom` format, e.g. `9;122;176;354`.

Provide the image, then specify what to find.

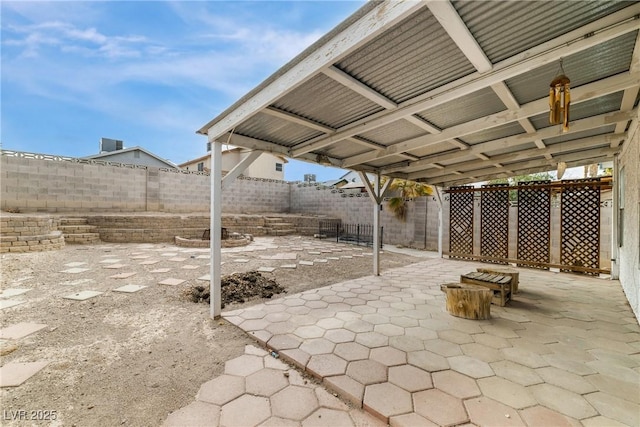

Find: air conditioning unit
100;138;123;153
304;174;316;183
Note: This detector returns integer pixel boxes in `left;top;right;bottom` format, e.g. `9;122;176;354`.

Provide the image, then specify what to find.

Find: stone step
64;233;101;244
59;217;89;226
267;228;297;236
264;217;284;224
58;225;98;234
268;222;295;230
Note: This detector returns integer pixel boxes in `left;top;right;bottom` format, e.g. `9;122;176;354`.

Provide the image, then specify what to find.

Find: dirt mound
185;271;286;307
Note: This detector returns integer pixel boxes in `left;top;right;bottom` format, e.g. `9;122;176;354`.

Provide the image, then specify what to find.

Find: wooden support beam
322;66;397;110
221;150;262;191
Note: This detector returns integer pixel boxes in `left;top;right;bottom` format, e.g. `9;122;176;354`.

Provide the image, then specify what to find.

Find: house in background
83;138;178;169
179;146;287;180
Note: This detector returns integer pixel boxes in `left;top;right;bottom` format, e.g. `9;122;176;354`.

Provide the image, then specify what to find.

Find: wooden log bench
440;283;492;320
460;272;512;307
476;267;519;293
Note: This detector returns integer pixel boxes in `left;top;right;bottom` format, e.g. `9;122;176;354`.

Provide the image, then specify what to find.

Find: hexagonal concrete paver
369;346;406;367
324;375;365;407
432;370;481;399
388;412;438;427
334;342;370;361
520;405;578;427
164;400;220;427
585;391;640;426
196;374;245;405
220;394;270;427
447;355;494;378
301;408;353;427
346;359;387;385
271;385;319;421
300;338;335;355
364;382;413;422
306;354;347;378
537;366;598;394
530;383;598;420
477;376;537;409
464;396;525;426
224;354;264;377
490;360;543;386
355;332;388;348
245;368;289;397
388;365;432;393
407;350;449;372
388;335;424;352
324;328;356;344
413;389;468;426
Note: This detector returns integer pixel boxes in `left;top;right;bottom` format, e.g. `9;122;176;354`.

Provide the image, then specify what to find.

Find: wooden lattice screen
481;183;509;264
517;180;551;269
449;185;474;260
561;178;601;275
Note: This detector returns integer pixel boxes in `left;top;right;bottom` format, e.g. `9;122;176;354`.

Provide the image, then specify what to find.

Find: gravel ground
0;236;421;427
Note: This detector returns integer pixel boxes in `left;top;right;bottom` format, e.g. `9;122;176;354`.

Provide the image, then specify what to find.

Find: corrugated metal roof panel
273;73;383;129
234;112;323;147
453;1;634;63
365;155;412;168
505;32;636;105
543;125;616;145
460;122;526;145
336;7;475;104
357;119;427;146
324;141;372;159
484;142;540;158
529;91;624;130
417;87;507;129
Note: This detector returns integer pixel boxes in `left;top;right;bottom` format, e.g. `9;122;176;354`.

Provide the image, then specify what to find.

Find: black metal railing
318;220;383;248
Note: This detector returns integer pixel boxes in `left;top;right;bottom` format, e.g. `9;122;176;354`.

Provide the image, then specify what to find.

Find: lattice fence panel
517;180;551;269
449;186;474;259
481;184;509;264
561;178;601;275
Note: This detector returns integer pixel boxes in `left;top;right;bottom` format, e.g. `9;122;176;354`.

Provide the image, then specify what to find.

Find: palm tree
385;179;433;221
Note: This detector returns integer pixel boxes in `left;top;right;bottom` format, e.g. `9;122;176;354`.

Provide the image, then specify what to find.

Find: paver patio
169;257;640;426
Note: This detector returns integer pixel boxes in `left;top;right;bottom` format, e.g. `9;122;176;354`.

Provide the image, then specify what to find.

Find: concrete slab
280;264;297;269
64;262;87;267
158;278;185;286
168;257;187;262
197;275;210;281
258;267;276;273
108;272;137;279
0;288;31;298
113;285;147;293
232;259;250;263
139;260;160;265
299;261;314;266
150;268;172;273
100;259;122;264
60;268;90;274
62;291;103;301
0;300;26;309
102;264;127;269
0;361;49;387
181;265;200;270
0;323;47;340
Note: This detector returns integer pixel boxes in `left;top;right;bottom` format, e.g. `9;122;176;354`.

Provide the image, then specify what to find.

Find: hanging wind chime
549;59;571;132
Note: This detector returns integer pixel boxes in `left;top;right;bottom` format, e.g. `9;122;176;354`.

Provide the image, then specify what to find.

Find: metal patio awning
198;0;639;186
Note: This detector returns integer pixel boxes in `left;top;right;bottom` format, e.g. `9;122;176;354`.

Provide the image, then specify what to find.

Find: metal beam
614;30;640;139
262;107;334;133
427;0;492;73
345;72;639;168
289;8;640;158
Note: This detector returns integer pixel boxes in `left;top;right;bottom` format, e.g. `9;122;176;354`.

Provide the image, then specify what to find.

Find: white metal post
434;186;444;258
210;141;222;318
373;173;381;276
611;155;620;280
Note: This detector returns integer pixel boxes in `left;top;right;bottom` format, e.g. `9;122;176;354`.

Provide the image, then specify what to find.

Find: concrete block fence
0;151;613;256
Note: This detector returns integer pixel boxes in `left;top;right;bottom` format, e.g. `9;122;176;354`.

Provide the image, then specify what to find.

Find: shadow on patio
169;258;639;426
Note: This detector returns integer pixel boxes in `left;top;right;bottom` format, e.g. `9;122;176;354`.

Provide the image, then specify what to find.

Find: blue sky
1;1;364;181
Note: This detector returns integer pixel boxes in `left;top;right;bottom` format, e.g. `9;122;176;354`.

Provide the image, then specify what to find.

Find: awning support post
210;141;222;319
359;171;393;275
434;186;444;258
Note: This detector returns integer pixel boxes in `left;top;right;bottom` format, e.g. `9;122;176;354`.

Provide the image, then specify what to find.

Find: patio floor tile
464;396;524;426
346;359;387;385
585;391;640;426
246;368;289;397
307;354;347;378
388;365;432;392
447;355;494;378
530;383;597;419
519;405;578;427
491;360;543;386
334;342;370;361
413;388;468;426
271;386;318;421
220;394;270;426
196;374;244;405
158;278;184;286
163;400;220;427
477;376;536;409
432;370;481;399
364;382;412;422
324;375;365;407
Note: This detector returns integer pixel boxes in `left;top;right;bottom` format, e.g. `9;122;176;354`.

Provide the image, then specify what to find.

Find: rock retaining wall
0;215;65;253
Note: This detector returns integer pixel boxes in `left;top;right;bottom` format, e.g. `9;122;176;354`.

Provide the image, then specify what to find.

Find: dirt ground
0;236;421;427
